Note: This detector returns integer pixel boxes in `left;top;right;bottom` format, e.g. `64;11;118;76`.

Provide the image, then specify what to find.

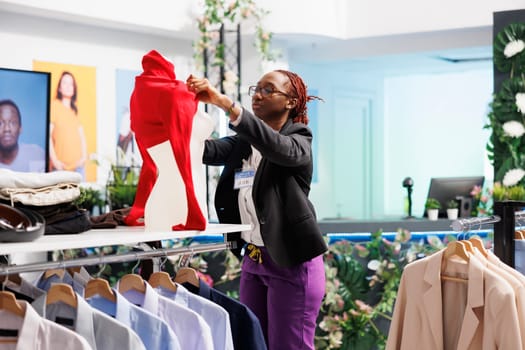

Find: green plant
314;229;445;349
193;0;278;72
472;182;525;216
425;198;441;210
486;23;525;187
74;186;105;213
106;165;140;210
446;199;459;209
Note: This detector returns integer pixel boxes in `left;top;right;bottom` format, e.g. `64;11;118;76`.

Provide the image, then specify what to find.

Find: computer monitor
0;67;50;172
424;176;485;218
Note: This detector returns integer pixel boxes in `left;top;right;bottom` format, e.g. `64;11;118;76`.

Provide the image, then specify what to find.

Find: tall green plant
486;23;525;187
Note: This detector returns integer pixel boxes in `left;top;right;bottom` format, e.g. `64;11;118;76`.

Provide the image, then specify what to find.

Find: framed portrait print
0;68;50;173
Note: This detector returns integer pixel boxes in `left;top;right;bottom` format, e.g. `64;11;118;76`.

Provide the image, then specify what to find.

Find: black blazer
203;109;327;267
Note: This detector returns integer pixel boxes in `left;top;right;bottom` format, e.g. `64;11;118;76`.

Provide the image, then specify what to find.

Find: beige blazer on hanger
386;249;522;350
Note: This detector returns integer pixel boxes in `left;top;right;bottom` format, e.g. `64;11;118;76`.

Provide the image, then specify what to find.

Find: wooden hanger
516;230;525;240
461;239;475;254
43;268;66;280
443;240;470;262
149;272;177;292
84;278;116;302
468;237;488;258
0;291;24;317
442;241;469;283
4;274;21;286
46;283;77;308
118;274;146;294
67;267;82;275
174;267;200;288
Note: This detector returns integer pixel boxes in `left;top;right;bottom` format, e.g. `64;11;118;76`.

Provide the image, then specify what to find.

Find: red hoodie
124;50;206;230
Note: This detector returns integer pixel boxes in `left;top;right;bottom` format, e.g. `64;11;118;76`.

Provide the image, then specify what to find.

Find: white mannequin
190;110;215;219
144;110;214;232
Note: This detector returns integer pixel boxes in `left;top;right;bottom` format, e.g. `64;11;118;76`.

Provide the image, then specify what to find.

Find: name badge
234;169;255;189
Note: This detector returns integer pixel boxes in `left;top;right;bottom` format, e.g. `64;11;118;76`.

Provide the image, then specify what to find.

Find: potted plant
425;198;441;221
106;165;140;210
446;199;459;220
74;186;105;215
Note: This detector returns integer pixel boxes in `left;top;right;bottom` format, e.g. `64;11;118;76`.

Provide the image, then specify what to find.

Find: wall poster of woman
33;60;97;182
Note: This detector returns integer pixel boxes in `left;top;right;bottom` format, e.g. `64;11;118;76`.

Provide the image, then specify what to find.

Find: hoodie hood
140;50;176;80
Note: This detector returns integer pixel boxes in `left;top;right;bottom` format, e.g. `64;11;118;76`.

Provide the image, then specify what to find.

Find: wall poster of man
0;67;50;173
33;60;97;182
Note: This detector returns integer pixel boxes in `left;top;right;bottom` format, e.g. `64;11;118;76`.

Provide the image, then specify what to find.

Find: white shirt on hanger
32;292;146;350
155;282;234;350
119;280;214;350
0;300;92;350
86;289;181;350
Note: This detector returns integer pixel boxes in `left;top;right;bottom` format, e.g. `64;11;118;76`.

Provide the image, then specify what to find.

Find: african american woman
187;70;327;350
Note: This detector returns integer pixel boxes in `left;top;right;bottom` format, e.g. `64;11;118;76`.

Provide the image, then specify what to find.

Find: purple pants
239;246;326;350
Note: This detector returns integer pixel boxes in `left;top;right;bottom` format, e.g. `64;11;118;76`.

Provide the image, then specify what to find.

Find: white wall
383;69;492;218
3;0;522;40
291;63;384;220
292;60;493;220
0;11;199;183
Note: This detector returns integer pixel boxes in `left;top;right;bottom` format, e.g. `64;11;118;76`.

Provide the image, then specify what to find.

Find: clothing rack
450;215;501;233
0;224;248;276
0;242;231;276
493;200;525;267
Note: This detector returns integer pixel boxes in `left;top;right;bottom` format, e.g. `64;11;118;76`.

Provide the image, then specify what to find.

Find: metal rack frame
0;242;231;276
450;215;501;232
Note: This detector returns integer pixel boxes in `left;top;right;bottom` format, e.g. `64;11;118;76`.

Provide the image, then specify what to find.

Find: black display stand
493;200;525;267
203;23;241;220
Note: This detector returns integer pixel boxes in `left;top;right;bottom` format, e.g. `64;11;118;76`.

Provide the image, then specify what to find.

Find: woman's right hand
186;75;223;106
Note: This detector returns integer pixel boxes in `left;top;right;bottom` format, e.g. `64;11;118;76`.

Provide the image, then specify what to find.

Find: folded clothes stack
0;169;91;236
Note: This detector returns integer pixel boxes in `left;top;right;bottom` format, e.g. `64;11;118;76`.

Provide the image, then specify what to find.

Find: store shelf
0;223;249;255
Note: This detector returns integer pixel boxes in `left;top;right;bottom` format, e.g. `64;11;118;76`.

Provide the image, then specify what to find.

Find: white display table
0;224;249;275
0;224;249;255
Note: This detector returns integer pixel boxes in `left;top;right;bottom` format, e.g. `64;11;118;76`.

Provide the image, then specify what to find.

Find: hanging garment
486;250;525;286
118;279;214;350
0;299;92;349
86;288;181;350
386;249;522;350
34;269;85;295
516;238;525;275
125;49;206;231
3;276;45;303
31;292;145;350
183;278;267;350
155;282;235;350
472;249;525;343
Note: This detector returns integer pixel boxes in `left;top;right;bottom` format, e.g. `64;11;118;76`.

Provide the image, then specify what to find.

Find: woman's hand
186;75;223;106
186;74;238;120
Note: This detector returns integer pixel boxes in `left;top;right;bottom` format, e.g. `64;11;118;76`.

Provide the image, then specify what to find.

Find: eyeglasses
248;85;290;98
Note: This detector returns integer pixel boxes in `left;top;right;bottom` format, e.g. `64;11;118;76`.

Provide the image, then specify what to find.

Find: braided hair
275;69;323;125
